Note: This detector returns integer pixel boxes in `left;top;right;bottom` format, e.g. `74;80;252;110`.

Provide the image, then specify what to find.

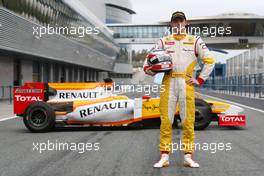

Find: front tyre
23;102;55;132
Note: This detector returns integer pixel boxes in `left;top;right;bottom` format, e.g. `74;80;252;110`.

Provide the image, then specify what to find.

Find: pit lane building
0;0;135;87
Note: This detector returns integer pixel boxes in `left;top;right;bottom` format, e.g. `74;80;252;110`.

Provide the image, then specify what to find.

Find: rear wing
13;82;45;115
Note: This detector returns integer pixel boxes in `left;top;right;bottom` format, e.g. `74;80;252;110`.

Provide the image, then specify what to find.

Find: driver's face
170;18;187;35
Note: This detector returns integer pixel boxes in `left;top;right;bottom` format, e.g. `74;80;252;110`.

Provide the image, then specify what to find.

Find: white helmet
147;49;173;72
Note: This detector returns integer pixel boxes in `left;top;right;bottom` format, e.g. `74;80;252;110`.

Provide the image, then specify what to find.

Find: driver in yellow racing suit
143;11;215;168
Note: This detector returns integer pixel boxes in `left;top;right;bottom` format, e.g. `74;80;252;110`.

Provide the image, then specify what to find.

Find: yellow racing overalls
144;34;215;154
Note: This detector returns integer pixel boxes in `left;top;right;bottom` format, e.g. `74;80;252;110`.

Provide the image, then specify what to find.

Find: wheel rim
29;108;48;127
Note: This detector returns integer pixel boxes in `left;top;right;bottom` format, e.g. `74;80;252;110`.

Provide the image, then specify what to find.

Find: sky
131;0;264;24
130;0;263;62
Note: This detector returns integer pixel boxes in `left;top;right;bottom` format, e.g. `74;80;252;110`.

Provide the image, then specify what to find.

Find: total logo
220;115;245;122
15;95;43;102
219;115;246;126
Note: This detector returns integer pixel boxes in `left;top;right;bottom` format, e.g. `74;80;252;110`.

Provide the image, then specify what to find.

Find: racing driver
143;11;215;168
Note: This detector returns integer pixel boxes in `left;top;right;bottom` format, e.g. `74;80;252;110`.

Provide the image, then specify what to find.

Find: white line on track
0;116;17;122
203;94;264;113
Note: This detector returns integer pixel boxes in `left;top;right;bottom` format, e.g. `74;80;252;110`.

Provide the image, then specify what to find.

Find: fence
0;86;18;103
200;73;264;98
198;84;264;98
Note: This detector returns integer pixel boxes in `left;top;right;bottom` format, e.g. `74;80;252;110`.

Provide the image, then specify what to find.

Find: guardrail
0;86;19;103
198;84;264;99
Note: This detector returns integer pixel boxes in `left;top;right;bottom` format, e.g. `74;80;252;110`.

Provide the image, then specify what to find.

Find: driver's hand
145;67;156;76
186;75;200;85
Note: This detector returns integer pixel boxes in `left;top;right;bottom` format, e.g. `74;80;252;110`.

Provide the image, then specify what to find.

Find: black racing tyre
23;102;55;132
194;98;212;130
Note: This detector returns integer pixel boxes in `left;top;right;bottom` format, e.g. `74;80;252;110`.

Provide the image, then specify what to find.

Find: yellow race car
14;82;246;132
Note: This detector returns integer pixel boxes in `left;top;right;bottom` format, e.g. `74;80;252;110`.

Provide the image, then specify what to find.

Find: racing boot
153;153;170;168
183;154;200;168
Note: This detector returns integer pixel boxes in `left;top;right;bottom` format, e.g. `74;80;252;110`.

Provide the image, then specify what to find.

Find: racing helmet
147;49;173;72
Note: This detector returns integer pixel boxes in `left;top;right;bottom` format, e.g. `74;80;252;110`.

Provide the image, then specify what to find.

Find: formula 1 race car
13;82;246;132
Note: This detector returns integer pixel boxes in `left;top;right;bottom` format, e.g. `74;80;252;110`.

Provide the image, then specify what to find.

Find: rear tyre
194;98;212;130
23;102;55;132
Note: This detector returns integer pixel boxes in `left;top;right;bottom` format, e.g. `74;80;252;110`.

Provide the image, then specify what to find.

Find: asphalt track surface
0;93;264;176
